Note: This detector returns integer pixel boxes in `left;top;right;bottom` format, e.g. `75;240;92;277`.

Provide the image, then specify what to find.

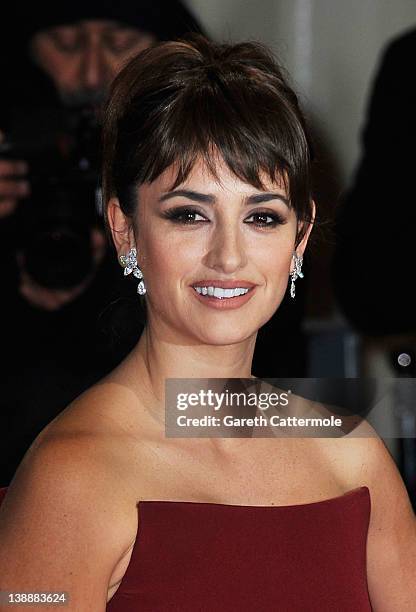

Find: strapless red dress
0;485;373;611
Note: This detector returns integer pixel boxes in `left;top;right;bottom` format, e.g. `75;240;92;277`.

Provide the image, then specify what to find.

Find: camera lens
23;226;93;290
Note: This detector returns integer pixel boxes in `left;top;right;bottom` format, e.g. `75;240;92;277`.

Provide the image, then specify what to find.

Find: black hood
1;2;207;114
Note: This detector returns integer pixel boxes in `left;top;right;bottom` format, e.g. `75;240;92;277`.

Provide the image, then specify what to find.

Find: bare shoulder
0;381;144;610
314;417;408;487
38;370;144;442
316;420;416;611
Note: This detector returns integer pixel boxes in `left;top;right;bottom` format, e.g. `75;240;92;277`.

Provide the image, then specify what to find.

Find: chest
106;437;346;602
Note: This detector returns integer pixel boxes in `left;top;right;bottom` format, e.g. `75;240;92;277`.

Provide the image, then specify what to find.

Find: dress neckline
138;485;369;510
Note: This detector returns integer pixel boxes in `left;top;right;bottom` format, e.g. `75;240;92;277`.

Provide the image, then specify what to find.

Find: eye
48;28;84;53
104;29;142;54
244;211;287;228
161;207;209;225
103;27;154;55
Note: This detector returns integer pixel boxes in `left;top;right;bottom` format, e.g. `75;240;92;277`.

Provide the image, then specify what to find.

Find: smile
190;285;256;309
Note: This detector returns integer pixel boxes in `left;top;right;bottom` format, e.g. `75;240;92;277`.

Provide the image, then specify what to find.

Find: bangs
124;71;310;209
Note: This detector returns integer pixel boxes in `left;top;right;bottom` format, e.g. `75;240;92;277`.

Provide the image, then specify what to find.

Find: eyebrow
158;189;290;207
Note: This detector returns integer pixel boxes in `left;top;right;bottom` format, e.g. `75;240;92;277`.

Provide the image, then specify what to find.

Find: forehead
43;19;133;34
140;155;288;200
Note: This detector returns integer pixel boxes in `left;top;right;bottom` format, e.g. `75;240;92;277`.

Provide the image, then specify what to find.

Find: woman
0;34;415;612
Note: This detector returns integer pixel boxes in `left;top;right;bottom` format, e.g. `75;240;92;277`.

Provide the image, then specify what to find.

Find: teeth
193;286;250;299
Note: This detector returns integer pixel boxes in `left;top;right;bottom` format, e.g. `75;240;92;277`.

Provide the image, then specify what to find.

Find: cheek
106;56;127;79
44;53;79;87
250;234;294;280
141;231;200;286
107;43;155;76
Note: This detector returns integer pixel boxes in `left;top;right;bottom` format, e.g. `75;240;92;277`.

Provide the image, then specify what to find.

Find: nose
204;222;248;275
82;39;106;90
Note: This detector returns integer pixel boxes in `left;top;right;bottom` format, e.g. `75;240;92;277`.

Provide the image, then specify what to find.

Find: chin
191;320;259;346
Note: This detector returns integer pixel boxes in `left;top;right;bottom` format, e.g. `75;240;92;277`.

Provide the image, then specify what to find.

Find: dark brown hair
102;33;315;249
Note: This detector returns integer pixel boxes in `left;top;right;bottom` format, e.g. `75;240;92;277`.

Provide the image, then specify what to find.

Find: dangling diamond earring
119;247;146;295
290;251;304;298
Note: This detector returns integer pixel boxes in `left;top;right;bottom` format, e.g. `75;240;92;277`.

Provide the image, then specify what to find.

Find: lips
191;279;256;289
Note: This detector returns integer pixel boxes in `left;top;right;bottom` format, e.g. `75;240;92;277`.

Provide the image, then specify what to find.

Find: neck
126;322;257;420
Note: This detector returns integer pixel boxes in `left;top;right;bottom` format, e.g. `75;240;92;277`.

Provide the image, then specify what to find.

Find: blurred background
0;0;415;509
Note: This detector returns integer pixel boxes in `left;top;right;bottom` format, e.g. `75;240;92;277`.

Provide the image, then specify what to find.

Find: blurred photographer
0;3;205;302
0;2;206;486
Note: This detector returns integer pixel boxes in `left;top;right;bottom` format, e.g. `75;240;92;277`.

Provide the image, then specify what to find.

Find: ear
295;199;316;258
106;197;135;258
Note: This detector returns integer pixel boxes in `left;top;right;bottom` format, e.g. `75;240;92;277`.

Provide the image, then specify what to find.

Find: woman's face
111;155;314;345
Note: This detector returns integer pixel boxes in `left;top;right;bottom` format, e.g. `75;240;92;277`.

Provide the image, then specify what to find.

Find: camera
0;105;103;290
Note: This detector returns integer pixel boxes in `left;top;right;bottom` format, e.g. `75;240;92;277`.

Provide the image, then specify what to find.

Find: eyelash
161;207;287;228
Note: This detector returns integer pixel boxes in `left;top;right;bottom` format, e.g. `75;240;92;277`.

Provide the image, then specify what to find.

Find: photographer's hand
0;130;30;218
18;267;94;311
